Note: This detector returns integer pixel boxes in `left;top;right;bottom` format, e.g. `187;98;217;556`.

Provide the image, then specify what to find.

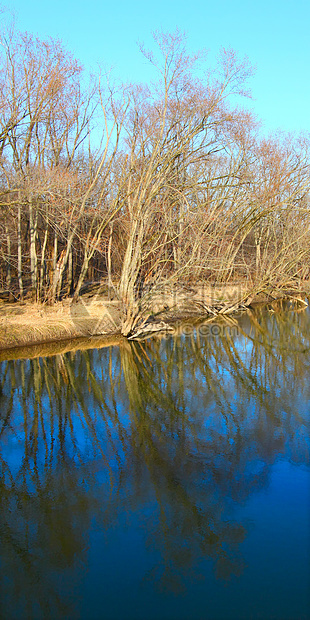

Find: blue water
0;307;309;619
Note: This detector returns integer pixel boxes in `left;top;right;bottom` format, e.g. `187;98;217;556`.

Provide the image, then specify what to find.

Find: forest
1;21;310;336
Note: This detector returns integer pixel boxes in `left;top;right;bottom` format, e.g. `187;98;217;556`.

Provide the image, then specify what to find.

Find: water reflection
0;306;309;618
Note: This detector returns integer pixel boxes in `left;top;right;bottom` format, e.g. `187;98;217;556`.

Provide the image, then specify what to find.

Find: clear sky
3;0;310;135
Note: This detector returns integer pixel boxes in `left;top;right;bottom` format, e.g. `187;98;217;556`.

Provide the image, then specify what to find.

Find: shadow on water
0;305;309;618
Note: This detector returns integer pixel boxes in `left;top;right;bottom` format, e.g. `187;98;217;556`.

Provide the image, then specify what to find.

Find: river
0;304;309;619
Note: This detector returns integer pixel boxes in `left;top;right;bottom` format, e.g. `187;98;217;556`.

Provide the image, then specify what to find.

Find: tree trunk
107;223;113;300
67;247;73;296
39;225;48;301
17;195;23;301
29;197;38;299
5;221;11;291
72;251;90;301
119;218;144;336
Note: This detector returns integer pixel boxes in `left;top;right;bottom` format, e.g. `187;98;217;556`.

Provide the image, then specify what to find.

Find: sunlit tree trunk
107;223;113;300
17;193;23;300
5;221;11;291
29;197;38;298
67;247;73;296
39;225;48;301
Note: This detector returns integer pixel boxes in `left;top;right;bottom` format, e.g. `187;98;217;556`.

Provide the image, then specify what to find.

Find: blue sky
4;0;310;134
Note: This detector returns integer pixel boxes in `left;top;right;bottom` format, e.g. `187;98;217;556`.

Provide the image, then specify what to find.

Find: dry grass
0;297;122;352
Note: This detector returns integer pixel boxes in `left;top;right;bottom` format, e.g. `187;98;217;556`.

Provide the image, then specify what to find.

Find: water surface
0;306;309;619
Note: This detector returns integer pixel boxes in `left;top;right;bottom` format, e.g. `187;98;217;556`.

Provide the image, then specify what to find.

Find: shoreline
0;283;309;357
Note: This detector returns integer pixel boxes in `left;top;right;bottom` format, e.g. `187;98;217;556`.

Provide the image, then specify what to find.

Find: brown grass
0;297;122;352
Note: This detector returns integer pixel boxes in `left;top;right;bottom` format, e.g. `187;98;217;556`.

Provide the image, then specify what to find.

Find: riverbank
0;282;308;353
0;296;122;351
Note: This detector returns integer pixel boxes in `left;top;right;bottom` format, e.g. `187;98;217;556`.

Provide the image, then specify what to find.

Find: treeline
1;23;310;334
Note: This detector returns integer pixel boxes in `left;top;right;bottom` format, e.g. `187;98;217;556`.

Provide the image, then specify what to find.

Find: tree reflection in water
0;305;309;617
